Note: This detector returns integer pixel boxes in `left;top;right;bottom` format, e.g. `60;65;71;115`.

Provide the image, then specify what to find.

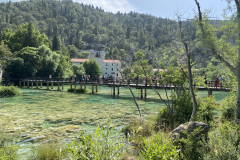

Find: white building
71;50;121;79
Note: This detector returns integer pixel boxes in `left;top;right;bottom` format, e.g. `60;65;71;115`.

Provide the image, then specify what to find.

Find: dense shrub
65;126;126;159
156;92;193;130
179;128;207;160
203;122;240;160
0;86;20;97
28;142;63;160
67;88;88;94
196;96;217;125
220;94;236;121
140;132;178;160
0;146;17;160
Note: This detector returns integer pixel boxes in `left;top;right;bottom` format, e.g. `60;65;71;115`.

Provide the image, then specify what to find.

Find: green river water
0;85;231;158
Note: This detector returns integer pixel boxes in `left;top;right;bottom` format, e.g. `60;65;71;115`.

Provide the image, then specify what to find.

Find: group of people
204;75;224;88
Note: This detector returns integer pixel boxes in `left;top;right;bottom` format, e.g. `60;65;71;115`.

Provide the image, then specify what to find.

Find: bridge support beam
62;83;64;90
51;82;53;89
96;85;98;93
144;88;147;99
117;87;119;95
70;82;72;90
113;86;115;96
23;81;25;87
74;83;76;89
31;81;33;87
92;84;94;94
27;81;29;88
141;89;143;99
47;82;49;90
80;83;82;90
19;81;21;87
208;90;212;97
36;82;38;89
58;83;60;90
40;82;42;88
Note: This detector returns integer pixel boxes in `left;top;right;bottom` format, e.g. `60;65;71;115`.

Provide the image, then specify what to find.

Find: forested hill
0;0;198;66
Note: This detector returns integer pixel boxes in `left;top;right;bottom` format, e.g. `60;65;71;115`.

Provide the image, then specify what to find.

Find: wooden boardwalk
19;78;231;98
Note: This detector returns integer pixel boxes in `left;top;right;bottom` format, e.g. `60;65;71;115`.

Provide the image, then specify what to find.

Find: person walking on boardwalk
49;74;52;81
204;76;207;86
214;76;219;88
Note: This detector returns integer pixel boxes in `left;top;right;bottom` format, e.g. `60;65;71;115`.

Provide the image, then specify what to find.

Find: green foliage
179;128;206;160
67;45;82;58
0;146;18;160
52;35;61;51
158;67;187;86
204;122;240;160
122;67;131;76
65;126;126;160
72;65;85;80
1;23;49;52
196;96;217;124
83;58;102;78
0;0;202;66
0;86;20;97
140;132;178;160
67;88;88;93
28;142;63;160
156;92;193;130
0;42;12;67
4;44;72;80
220;94;236;121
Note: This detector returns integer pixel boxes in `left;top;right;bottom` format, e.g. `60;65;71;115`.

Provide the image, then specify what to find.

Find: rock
169;121;209;142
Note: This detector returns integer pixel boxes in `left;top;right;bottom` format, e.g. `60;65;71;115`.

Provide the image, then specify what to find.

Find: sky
73;0;231;20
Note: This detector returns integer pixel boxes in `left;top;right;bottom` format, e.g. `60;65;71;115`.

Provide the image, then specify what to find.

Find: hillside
0;0;205;67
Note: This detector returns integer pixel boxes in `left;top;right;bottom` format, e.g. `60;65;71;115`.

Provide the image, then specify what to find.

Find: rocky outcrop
169;121;209;141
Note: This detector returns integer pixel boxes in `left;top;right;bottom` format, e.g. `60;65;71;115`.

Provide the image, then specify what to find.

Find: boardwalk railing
19;77;231;97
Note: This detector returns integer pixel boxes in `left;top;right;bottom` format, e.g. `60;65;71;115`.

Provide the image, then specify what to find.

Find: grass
0;84;232;158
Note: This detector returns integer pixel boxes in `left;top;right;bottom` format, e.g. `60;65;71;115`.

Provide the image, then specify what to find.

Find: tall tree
52;34;61;51
194;0;240;119
83;58;101;79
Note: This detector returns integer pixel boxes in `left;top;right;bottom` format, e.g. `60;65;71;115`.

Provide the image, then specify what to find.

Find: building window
112;63;113;66
117;73;118;76
106;63;107;66
112;68;113;71
117;68;119;71
106;68;107;70
105;73;107;74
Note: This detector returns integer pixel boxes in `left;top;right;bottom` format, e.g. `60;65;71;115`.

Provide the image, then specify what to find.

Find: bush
204;122;240;160
0;146;18;160
28;142;63;160
67;88;88;93
0;86;20;97
196;96;217;125
220;94;236;121
140;132;178;160
156;92;193;130
65;126;126;159
122;119;154;148
179;128;206;160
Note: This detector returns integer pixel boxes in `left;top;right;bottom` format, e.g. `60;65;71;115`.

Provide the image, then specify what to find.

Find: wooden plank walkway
19;78;231;98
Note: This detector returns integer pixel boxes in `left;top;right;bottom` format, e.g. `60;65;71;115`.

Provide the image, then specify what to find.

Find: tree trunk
195;0;240;120
236;0;240;119
184;43;198;121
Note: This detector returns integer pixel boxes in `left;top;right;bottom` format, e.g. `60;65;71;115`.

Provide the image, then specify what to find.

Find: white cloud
73;0;136;13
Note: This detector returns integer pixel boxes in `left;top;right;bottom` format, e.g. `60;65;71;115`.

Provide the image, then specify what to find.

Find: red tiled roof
71;59;89;63
103;60;120;63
